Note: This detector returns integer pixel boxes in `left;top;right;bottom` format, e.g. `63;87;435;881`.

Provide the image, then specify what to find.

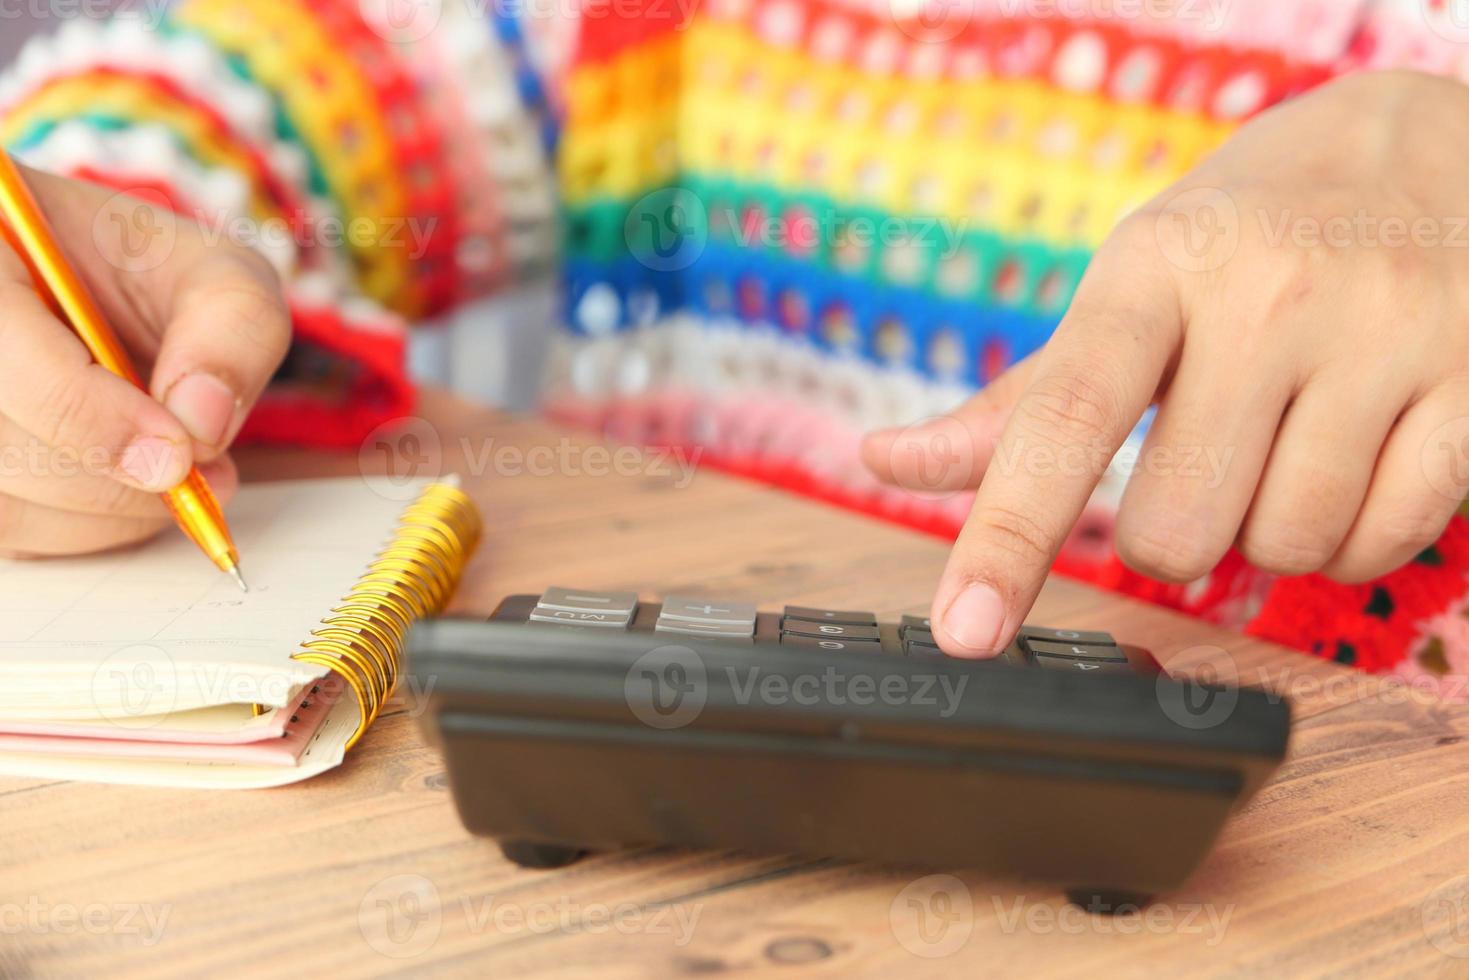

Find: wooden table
6;392;1469;978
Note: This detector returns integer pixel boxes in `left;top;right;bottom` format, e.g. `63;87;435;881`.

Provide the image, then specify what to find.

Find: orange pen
0;153;247;590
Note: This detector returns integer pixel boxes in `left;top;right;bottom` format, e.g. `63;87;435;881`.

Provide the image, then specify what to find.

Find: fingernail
119;437;182;490
164;373;238;449
942;583;1007;654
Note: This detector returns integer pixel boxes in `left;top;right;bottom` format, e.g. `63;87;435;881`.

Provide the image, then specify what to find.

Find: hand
862;70;1469;657
0;165;290;557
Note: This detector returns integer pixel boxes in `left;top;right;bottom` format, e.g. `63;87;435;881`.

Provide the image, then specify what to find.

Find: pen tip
230;565;249;593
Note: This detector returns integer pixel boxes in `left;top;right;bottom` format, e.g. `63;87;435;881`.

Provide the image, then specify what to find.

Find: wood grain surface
4;392;1468;979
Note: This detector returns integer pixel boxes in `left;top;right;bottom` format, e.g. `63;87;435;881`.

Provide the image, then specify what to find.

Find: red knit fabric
236;298;415;451
1247;515;1469;672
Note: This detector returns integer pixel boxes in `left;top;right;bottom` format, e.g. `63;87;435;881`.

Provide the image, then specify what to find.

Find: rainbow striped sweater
546;0;1469;683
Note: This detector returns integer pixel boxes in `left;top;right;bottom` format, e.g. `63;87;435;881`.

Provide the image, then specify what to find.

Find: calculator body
408;591;1291;908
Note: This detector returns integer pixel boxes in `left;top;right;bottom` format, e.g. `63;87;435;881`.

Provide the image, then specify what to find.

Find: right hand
861;70;1469;658
0;165;291;558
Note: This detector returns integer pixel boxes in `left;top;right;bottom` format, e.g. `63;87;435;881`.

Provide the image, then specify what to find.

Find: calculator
408;588;1291;912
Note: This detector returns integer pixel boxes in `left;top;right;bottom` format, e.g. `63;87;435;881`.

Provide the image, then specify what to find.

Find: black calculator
408;588;1291;911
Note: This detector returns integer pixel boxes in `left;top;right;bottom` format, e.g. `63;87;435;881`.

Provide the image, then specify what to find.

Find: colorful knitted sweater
2;0;1467;685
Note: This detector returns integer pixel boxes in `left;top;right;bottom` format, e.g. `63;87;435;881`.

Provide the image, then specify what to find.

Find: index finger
931;238;1183;657
21;168;291;461
149;245;291;461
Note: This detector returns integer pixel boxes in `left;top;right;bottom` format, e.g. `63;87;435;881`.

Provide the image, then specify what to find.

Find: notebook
0;476;481;788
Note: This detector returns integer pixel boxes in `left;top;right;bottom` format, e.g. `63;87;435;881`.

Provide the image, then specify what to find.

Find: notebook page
0;692;361;788
0;477;429;721
0;702;288;742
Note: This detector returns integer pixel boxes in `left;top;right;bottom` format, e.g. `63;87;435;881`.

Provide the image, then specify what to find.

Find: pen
0;153;248;591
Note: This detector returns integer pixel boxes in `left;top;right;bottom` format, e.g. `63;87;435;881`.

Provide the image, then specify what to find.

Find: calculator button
783;605;877;627
1018;626;1114;646
529;606;632;628
781;619;882;642
780;634;882;653
903;627;936;647
655;619;754;639
1033;655;1134;675
539;587;639;616
492;595;540;623
659;596;759;628
900;614;932;632
1025;639;1128;663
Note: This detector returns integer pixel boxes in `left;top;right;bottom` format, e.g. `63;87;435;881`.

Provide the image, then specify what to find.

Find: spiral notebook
0;476;481;788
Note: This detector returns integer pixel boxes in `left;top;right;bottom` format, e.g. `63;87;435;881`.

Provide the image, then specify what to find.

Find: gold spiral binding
290;483;479;748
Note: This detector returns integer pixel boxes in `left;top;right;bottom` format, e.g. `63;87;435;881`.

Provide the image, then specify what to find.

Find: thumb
150;248;291;462
860;353;1039;492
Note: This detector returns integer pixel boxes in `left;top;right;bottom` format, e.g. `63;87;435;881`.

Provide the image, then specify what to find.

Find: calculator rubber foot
499;840;588;869
1064;888;1154;915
